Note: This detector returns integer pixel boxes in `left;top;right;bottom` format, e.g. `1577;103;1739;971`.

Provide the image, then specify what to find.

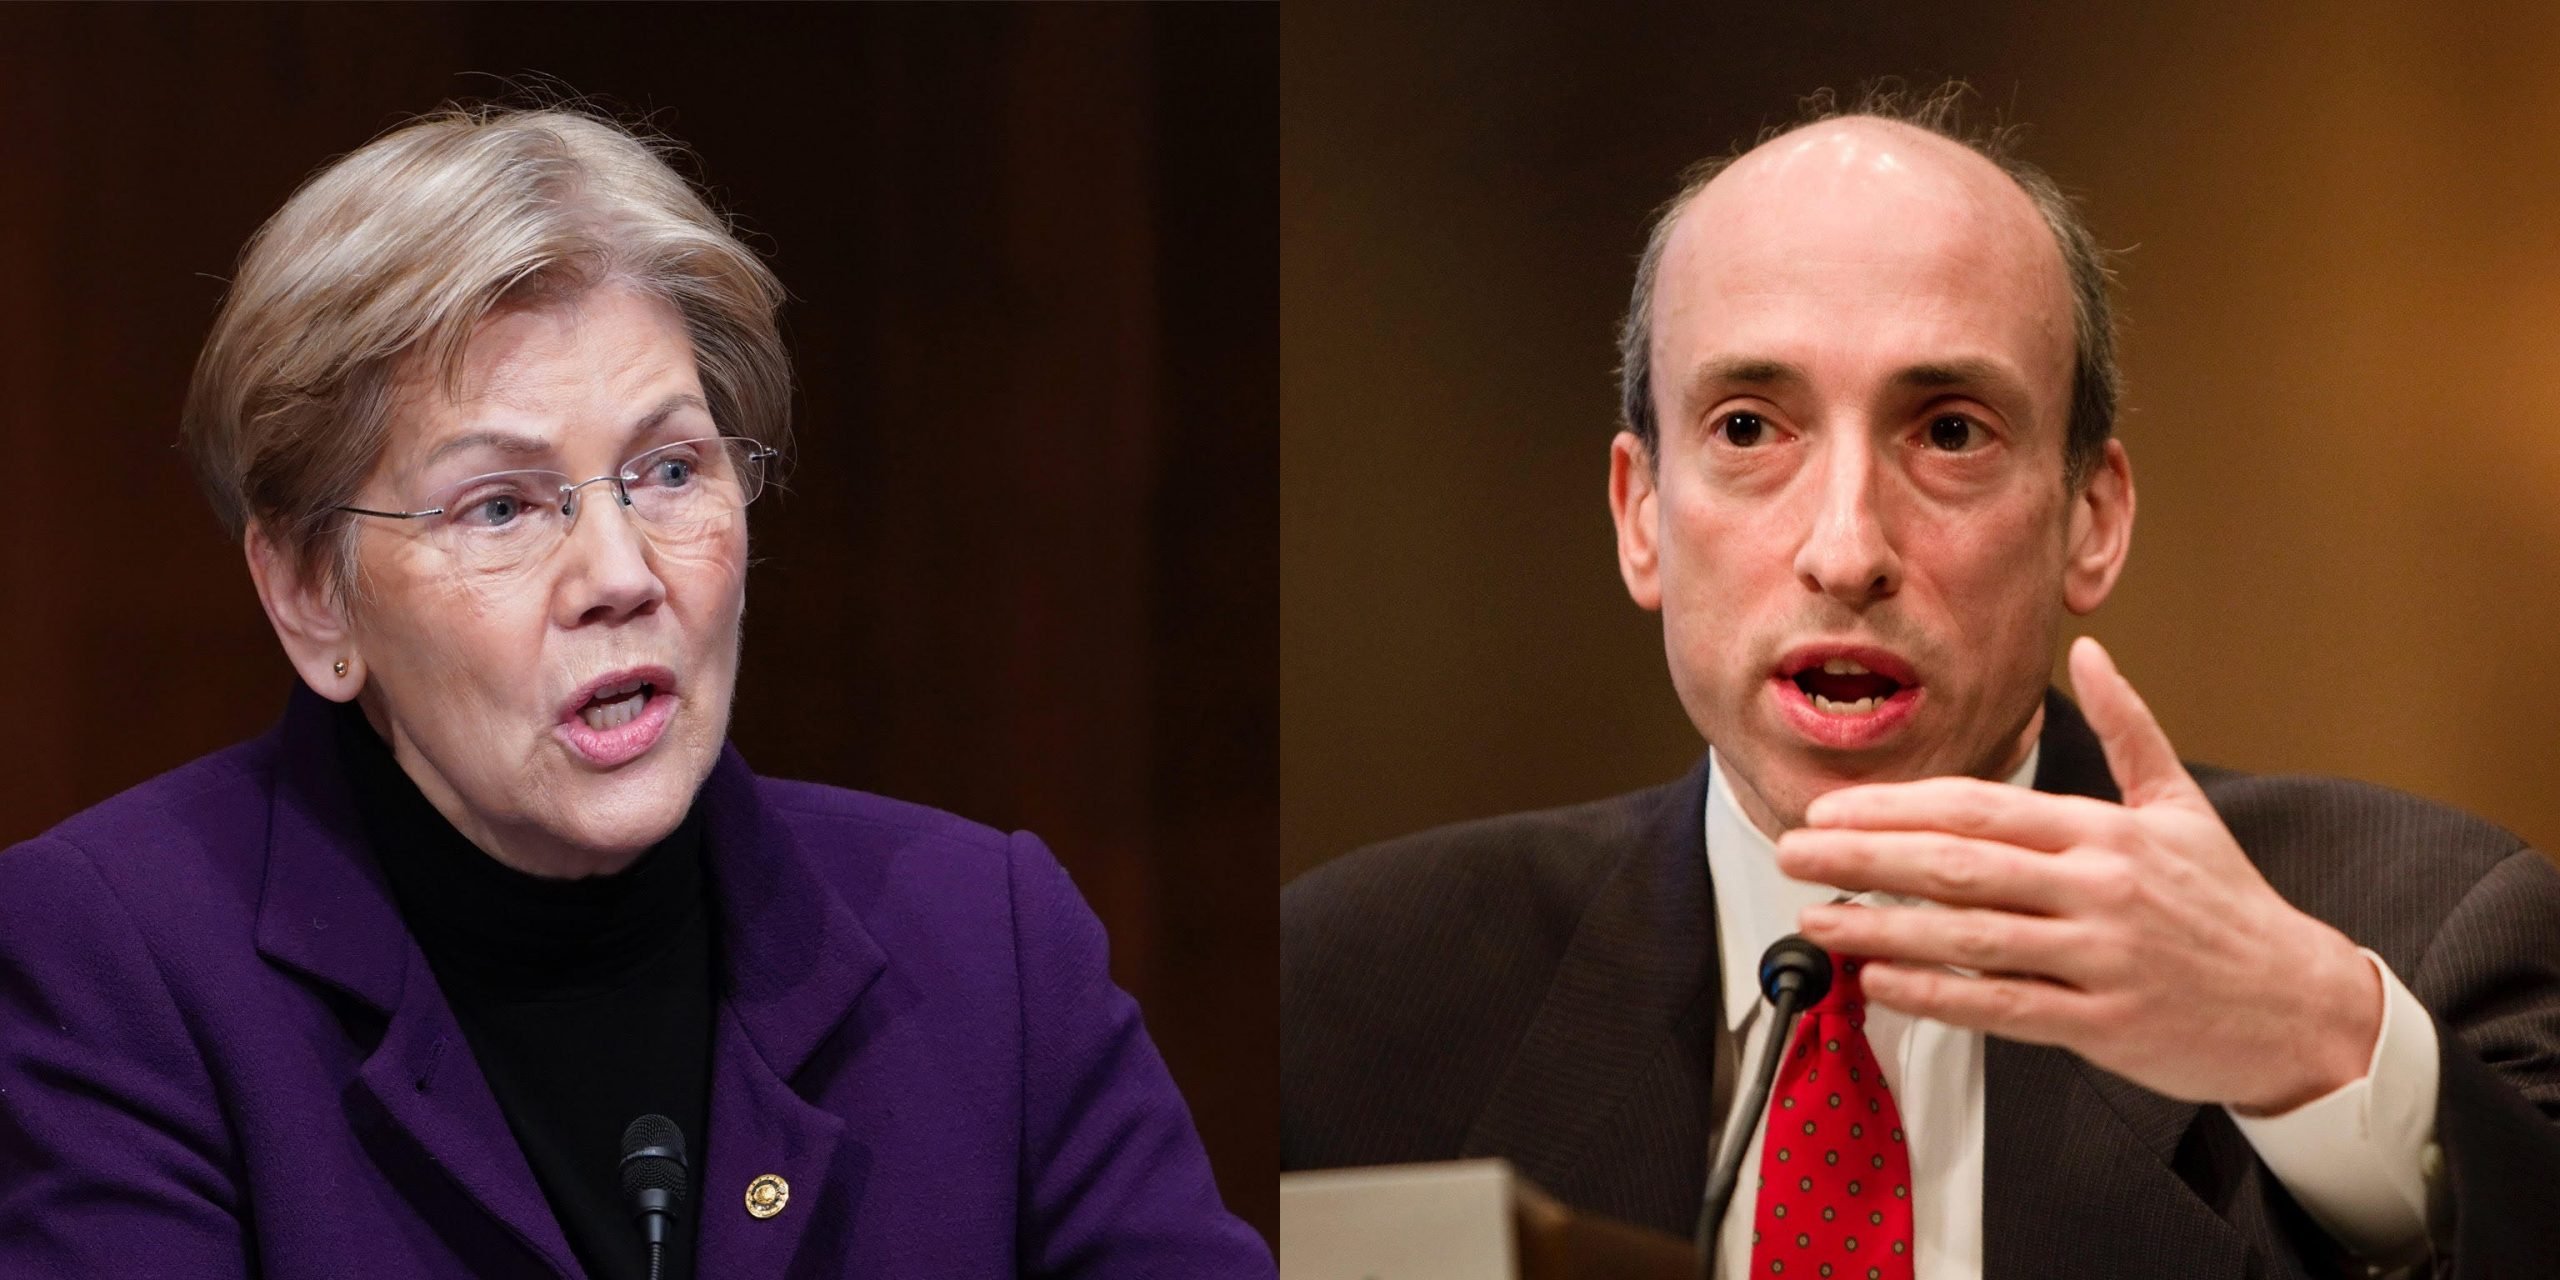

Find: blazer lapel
1982;692;2242;1278
351;956;585;1278
1459;763;1720;1202
253;688;580;1278
1984;1039;2245;1278
689;748;889;1277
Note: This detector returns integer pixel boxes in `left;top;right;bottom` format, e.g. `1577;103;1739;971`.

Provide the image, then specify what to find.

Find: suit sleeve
2407;848;2560;1277
0;835;248;1275
1005;830;1275;1279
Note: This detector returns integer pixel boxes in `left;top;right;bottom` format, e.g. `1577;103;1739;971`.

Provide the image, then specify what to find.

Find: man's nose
1791;437;1902;607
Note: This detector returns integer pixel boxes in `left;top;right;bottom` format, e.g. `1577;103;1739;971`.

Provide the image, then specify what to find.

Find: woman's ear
245;523;365;701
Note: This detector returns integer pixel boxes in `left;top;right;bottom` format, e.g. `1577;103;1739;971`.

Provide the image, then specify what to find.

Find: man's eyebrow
1677;357;1807;416
1891;359;2031;403
1691;357;1806;390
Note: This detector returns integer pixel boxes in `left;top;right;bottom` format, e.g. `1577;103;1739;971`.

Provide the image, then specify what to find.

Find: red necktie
1747;956;1914;1279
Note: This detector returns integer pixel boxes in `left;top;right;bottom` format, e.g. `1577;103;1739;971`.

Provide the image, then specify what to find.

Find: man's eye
1715;412;1770;448
1923;415;1984;452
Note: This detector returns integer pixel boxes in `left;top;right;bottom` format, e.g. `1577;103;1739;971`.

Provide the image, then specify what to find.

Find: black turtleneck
337;700;712;1280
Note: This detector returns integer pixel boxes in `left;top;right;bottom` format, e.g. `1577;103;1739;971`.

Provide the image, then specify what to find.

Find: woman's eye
1923;415;1984;452
652;458;697;487
1715;412;1770;448
456;491;539;529
468;496;521;527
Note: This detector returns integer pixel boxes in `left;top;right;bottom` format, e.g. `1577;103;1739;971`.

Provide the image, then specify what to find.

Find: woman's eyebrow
423;430;553;469
422;393;710;467
630;392;712;438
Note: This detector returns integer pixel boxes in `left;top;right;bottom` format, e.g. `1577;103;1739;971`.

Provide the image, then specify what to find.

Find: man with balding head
1283;91;2560;1278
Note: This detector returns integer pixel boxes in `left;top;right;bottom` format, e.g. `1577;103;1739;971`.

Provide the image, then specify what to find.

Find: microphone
1692;935;1834;1279
620;1114;689;1280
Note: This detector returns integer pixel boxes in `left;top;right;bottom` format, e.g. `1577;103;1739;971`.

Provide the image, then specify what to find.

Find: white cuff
2226;949;2442;1271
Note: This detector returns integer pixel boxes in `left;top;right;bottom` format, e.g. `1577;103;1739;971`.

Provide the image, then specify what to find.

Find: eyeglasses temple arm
333;505;447;520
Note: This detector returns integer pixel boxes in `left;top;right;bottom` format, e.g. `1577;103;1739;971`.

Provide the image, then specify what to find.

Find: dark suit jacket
1283;693;2560;1278
0;686;1272;1278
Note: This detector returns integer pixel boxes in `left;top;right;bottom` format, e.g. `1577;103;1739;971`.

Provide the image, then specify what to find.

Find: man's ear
2064;437;2136;615
1609;430;1664;611
244;522;365;702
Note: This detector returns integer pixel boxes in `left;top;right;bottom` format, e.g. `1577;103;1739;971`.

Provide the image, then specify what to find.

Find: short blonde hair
181;104;791;588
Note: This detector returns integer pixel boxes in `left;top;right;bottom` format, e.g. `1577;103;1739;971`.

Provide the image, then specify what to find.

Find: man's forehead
1676;119;2055;277
1652;118;2076;397
1720;118;2006;205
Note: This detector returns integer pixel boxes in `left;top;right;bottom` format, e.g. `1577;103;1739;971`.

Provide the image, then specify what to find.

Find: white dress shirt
1702;749;2446;1280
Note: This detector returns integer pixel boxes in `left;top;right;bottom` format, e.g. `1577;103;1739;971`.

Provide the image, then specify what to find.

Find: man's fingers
1775;829;2091;915
1805;775;2128;853
2068;636;2203;811
1799;903;2107;988
1855;962;2094;1045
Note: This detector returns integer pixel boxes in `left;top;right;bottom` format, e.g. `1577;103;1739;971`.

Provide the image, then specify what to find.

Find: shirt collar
1706;743;2041;1032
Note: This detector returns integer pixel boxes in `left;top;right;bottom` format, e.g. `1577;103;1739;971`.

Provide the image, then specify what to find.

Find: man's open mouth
1784;655;1912;716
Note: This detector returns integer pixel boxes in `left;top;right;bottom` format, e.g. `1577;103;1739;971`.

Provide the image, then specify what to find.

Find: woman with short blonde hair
0;104;1268;1279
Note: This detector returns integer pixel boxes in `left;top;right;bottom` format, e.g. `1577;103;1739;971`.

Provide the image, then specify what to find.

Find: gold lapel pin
745;1173;790;1219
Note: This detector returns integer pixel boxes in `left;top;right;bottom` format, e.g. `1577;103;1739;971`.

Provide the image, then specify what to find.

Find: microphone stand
1692;936;1832;1280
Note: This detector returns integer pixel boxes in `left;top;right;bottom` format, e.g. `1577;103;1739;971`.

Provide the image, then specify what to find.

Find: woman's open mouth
556;666;679;767
579;679;655;731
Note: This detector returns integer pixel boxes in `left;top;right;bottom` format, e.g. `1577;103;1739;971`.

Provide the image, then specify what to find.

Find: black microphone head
1758;934;1834;1007
620;1113;689;1206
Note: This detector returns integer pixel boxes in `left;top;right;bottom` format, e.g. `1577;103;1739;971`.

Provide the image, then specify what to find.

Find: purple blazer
0;688;1272;1278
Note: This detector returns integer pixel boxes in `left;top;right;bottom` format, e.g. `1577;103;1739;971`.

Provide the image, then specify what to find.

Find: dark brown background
1284;1;2560;884
0;4;1274;1241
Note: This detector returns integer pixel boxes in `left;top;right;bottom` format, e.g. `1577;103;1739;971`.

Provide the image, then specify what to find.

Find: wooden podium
1280;1160;1699;1279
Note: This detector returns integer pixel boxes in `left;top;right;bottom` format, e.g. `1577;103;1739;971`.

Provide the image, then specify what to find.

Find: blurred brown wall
1283;1;2560;883
0;4;1275;1240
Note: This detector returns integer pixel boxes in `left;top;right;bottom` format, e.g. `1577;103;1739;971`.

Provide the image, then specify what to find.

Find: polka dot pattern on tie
1748;957;1913;1280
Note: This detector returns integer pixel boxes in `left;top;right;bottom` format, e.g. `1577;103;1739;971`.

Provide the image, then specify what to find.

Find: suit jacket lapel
690;747;887;1277
1982;1038;2246;1278
1983;692;2243;1278
1460;763;1720;1203
352;954;585;1278
255;692;892;1278
254;688;580;1277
